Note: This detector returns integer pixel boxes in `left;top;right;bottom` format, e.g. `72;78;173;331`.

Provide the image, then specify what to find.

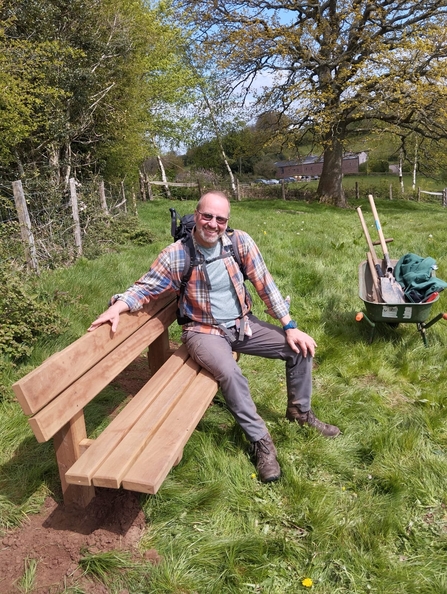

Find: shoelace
254;439;271;458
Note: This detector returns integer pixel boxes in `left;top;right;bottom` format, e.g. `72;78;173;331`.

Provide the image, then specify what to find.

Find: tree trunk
63;141;72;190
157;155;172;199
399;149;404;195
200;92;238;200
48;144;61;186
412;139;418;191
317;136;347;207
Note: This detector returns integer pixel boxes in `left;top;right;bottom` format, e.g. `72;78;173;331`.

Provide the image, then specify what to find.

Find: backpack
169;208;247;324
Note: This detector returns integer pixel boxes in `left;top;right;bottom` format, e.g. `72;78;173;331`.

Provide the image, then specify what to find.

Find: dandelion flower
251;473;257;479
302;577;313;587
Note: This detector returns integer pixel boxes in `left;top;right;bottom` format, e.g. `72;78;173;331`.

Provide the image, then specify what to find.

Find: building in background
275;152;368;180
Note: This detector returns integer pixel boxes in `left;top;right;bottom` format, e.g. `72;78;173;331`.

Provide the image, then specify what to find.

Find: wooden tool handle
357;207;382;274
368;194;392;271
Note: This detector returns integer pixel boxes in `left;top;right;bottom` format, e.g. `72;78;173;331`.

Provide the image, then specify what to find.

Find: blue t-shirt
198;243;242;325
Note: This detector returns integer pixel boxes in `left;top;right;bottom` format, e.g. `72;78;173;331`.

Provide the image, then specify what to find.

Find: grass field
2;195;447;593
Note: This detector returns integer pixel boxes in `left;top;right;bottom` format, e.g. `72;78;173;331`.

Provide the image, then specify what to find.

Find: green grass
78;548;133;586
17;557;38;594
2;196;447;592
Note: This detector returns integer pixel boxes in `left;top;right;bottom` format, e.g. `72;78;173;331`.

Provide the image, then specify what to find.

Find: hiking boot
286;407;340;438
250;434;281;483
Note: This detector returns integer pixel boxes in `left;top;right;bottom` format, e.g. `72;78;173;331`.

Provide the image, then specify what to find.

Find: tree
174;0;447;206
0;0;196;186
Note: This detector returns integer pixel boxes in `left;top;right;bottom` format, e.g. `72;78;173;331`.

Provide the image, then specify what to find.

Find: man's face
194;195;230;248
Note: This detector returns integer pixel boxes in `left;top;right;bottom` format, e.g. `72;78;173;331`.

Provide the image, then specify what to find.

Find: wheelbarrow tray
358;260;439;323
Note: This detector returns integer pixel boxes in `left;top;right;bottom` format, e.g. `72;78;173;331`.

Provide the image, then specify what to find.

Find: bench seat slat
65;345;191;486
121;368;218;494
28;303;177;443
91;358;200;488
13;294;176;415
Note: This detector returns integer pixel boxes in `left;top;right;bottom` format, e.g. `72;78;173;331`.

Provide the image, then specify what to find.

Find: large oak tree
175;0;447;206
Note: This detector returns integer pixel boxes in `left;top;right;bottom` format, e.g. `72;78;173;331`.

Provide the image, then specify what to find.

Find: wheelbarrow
356;259;447;345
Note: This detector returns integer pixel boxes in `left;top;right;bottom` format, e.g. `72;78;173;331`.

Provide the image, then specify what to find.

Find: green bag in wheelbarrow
394;253;447;303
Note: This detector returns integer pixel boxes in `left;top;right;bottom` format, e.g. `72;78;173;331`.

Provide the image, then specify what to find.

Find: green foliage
0;217;22;265
367;159;390;173
108;214;155;247
79;549;132;585
0;265;64;360
180;0;447;204
0;0;197;184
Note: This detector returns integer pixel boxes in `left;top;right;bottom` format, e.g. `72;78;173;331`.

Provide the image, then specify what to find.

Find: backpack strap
177;235;197;324
225;228;247;280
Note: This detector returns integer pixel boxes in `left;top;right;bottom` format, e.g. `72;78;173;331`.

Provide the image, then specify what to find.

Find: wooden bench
12;293;224;507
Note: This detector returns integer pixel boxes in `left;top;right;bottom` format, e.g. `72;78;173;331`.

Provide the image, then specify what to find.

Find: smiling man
89;191;340;482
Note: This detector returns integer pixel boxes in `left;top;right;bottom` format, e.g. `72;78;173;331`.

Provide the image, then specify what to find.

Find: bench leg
53;411;95;507
148;328;170;374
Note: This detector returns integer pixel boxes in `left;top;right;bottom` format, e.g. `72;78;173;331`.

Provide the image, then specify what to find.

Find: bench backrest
13;294;177;442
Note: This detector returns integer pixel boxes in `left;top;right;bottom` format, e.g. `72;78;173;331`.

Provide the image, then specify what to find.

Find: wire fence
1;177;134;273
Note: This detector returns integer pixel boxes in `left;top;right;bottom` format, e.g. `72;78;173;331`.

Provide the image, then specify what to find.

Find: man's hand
88;301;130;333
284;328;317;358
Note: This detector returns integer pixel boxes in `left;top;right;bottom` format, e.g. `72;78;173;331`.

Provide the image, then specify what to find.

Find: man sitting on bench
88;191;340;483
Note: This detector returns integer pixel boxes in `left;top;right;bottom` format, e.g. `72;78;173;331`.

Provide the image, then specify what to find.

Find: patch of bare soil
1;355;162;593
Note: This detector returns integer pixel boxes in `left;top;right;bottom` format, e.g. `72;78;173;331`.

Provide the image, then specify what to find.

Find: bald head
194;192;230;248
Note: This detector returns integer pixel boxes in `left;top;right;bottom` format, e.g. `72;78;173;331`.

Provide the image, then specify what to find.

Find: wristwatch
283;320;298;331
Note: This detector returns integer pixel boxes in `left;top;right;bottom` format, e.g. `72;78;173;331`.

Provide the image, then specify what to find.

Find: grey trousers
182;313;313;442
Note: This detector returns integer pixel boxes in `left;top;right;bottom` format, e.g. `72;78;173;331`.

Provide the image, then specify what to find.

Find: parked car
282;177;297;183
254;178;279;185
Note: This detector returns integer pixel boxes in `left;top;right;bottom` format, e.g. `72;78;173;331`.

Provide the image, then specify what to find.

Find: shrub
0;265;64;361
368;159;390;173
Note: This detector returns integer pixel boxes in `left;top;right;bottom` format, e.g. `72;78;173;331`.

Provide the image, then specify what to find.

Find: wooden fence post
281;179;286;200
98;180;109;214
389;184;393;201
443;188;447;207
355;182;359;200
417;187;421;202
69;178;82;257
236;179;242;201
12;180;39;273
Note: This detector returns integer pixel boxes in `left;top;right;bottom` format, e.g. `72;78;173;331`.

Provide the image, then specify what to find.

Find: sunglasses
196;210;229;225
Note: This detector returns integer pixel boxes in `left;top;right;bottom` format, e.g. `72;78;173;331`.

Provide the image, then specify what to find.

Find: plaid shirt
112;229;290;336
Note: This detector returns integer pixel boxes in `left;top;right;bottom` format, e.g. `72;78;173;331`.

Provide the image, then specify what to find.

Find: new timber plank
28;301;177;442
13;294;176;415
53;411;95;507
121;368;218;494
65;345;190;486
91;358;200;488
